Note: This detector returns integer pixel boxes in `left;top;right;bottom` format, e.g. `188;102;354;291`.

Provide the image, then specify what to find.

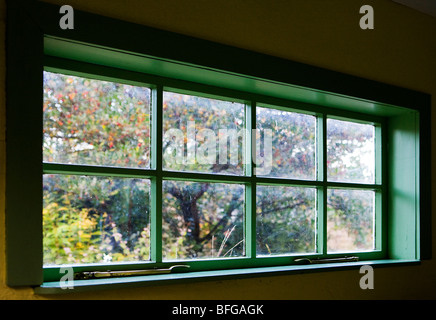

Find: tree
42;71;375;265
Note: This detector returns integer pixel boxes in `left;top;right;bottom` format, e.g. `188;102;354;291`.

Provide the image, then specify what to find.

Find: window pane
162;180;245;260
43;71;151;168
327;118;375;183
43;174;151;265
256;107;316;179
256;185;316;255
163;91;245;175
327;189;375;252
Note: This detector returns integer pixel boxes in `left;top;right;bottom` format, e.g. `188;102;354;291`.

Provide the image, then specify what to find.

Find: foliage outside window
42;70;380;271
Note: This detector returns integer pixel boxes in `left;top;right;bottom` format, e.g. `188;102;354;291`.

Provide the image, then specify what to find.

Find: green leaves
43;175;151;265
43;71;151;168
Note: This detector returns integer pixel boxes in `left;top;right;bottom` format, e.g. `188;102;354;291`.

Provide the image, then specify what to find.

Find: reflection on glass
256;107;316;180
162;180;245;260
327;189;375;252
256;185;316;255
43;174;151;265
43;71;151;168
163;91;245;175
327;118;375;183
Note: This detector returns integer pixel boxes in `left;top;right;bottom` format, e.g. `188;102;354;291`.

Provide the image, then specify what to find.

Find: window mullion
375;124;384;252
317;114;327;256
151;85;163;263
245;101;256;259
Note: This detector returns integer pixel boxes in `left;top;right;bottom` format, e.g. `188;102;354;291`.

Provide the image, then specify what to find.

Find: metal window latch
294;256;359;264
74;265;190;280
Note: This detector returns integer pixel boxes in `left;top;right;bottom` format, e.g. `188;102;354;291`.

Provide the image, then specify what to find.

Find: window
6;1;430;291
41;67;384;277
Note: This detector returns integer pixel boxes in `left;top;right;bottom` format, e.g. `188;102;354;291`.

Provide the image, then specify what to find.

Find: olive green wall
1;0;435;299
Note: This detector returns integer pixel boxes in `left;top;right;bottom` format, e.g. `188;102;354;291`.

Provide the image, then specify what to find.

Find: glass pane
163;91;245;175
256;107;316;179
256;185;316;255
327;189;375;252
327;118;375;183
43;174;151;265
43;71;151;168
162;180;245;260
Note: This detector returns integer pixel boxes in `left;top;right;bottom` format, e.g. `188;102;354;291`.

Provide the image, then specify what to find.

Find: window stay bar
74;265;190;280
294;256;359;264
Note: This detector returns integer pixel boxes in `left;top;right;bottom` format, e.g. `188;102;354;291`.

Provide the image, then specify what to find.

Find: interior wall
0;0;435;299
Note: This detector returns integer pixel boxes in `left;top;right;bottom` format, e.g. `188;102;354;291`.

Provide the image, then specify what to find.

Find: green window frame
41;58;385;275
5;1;431;293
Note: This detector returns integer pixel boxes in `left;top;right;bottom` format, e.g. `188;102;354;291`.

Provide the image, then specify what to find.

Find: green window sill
33;259;419;295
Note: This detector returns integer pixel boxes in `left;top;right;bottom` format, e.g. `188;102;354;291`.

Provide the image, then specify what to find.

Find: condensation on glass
43;71;151;168
162;180;245;260
43;174;151;265
256;185;317;256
